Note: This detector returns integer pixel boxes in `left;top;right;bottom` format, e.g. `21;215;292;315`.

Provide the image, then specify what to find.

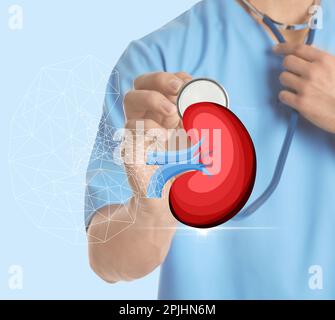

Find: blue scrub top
85;0;335;299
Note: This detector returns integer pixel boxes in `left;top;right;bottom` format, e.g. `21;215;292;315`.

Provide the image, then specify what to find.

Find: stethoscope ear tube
234;17;316;220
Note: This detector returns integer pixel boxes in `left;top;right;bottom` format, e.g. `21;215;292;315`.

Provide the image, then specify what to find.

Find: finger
278;90;300;111
124;90;177;121
124;90;181;129
124;118;168;161
282;54;311;77
124;119;169;197
279;71;305;93
273;43;324;62
134;72;185;96
167;72;193;104
125;118;165;134
174;71;192;82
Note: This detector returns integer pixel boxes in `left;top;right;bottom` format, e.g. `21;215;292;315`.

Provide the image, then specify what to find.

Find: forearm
87;197;177;283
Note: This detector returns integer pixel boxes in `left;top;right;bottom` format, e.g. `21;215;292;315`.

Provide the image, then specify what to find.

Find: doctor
86;0;335;299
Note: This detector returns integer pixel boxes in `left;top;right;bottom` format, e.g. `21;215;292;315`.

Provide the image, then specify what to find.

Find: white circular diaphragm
177;78;230;118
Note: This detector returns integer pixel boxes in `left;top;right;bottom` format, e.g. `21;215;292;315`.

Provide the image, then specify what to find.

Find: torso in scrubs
85;0;335;299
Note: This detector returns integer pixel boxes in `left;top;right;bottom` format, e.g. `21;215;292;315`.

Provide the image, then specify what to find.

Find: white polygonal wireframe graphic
8;55;128;245
8;57;275;245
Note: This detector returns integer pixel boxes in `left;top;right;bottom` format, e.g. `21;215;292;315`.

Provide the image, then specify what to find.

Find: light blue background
0;0;199;300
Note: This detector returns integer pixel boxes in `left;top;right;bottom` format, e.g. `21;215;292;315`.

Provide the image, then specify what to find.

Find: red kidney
169;102;256;228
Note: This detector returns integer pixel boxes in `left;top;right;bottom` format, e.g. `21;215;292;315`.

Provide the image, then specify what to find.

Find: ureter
236;0;318;44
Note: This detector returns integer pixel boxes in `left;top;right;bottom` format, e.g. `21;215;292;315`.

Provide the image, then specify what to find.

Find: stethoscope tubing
234;16;316;220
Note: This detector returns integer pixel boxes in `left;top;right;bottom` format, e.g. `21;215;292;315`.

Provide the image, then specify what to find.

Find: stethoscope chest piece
177;78;230;118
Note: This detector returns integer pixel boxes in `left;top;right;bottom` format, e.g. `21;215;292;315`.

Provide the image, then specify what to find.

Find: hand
87;72;193;283
274;43;335;134
123;71;192;218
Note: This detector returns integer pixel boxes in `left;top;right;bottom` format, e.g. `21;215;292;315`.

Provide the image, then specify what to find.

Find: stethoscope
176;1;318;220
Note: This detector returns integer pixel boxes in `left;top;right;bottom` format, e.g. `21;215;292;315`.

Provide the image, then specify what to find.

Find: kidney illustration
146;81;256;228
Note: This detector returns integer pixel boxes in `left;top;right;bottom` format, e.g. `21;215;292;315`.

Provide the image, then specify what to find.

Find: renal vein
146;138;211;199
